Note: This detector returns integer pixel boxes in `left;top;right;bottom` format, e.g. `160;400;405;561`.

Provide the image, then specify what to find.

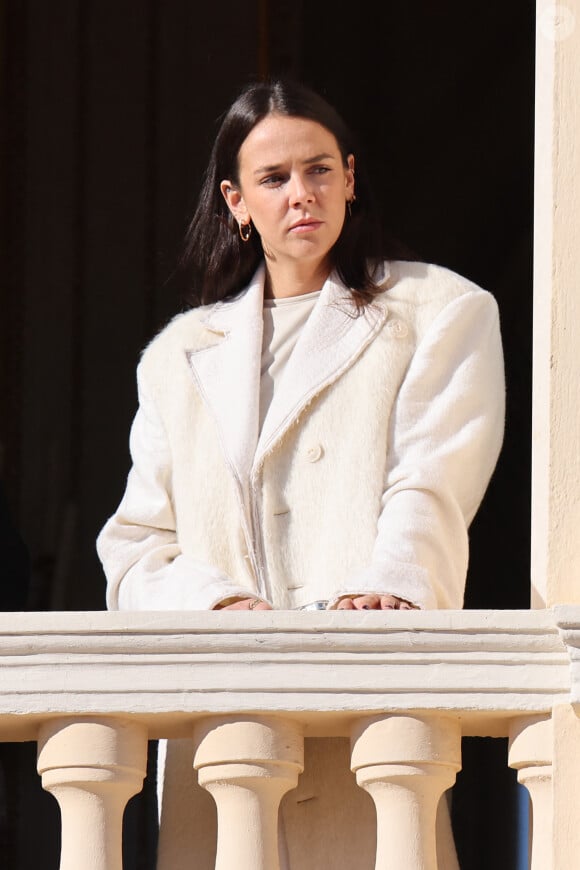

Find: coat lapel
185;263;391;485
185;266;266;486
254;269;389;469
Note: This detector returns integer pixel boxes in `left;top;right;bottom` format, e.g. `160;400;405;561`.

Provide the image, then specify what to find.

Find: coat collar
185;263;390;486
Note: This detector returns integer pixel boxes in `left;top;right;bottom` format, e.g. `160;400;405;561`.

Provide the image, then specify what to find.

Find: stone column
37;718;148;870
350;714;461;870
194;716;304;870
508;714;552;870
551;704;580;870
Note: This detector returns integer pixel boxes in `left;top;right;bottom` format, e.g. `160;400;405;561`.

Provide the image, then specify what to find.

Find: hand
336;594;418;611
216;597;273;611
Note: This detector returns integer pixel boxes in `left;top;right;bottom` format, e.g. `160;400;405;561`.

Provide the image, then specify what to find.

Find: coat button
305;444;324;462
386;318;408;338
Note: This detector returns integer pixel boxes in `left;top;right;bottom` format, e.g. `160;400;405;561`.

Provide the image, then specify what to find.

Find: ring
248;598;260;610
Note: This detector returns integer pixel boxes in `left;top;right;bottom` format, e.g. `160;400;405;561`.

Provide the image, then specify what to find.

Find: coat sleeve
327;288;506;610
97;364;269;611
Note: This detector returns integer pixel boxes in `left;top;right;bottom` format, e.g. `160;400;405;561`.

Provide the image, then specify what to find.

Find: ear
220;180;250;224
345;154;355;200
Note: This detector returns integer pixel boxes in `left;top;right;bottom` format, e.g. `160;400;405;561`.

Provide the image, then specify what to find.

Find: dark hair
179;78;395;308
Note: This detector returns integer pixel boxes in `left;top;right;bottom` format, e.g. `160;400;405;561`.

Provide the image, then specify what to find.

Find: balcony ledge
0;607;578;741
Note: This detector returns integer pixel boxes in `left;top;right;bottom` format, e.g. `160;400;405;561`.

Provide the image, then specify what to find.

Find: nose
288;172;314;207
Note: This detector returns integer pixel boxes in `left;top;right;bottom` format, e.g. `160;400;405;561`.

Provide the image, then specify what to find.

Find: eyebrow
253;152;337;175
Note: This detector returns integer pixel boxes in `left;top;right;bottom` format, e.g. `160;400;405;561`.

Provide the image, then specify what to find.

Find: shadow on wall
0;1;534;868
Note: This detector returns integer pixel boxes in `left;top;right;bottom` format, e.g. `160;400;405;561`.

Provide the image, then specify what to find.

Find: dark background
0;1;535;867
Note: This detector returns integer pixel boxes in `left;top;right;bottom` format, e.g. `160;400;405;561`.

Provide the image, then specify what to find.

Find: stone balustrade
2;607;580;869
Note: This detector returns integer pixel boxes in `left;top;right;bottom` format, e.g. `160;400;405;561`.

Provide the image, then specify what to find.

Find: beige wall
532;0;580;606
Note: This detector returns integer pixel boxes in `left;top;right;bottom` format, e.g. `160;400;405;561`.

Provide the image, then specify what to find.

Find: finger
220;599;251;610
380;595;402;610
221;598;268;610
379;595;418;611
336;597;356;610
351;595;381;610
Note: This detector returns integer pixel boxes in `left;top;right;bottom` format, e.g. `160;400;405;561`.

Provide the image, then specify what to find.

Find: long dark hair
179;78;394;308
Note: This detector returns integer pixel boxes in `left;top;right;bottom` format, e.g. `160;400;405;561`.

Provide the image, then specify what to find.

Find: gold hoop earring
239;221;252;242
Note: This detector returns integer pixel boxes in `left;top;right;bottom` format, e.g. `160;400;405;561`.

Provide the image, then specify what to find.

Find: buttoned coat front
97;258;505;613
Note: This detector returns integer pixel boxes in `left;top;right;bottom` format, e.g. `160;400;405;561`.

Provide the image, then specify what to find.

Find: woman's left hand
336;594;418;610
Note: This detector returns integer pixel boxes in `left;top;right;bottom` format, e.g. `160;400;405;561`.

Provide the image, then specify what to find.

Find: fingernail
362;605;371;610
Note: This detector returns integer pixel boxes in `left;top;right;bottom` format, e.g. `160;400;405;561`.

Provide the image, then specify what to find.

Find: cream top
259;290;321;431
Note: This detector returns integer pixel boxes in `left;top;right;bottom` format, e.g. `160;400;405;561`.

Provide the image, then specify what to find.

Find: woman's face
221;114;355;273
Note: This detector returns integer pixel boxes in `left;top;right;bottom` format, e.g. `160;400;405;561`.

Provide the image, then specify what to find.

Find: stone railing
1;607;579;870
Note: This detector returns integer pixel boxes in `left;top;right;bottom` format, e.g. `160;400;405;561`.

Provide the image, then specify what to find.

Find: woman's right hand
215;597;273;610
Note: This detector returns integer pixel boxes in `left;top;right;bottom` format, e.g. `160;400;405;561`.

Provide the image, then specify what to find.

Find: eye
260;173;287;187
309;165;331;175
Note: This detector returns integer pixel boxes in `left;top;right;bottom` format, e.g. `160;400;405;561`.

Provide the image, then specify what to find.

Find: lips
288;218;322;233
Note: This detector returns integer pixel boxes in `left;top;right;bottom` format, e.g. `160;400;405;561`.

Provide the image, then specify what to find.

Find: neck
264;258;331;300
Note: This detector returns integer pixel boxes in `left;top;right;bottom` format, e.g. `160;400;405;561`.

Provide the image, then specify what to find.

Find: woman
97;78;505;868
97;78;505;616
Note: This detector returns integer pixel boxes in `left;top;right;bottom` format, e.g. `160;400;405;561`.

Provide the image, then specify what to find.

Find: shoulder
370;260;501;349
377;259;494;306
375;259;499;326
139;304;214;361
134;304;218;395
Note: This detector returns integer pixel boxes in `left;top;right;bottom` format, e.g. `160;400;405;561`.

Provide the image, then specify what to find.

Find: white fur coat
97;259;505;612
